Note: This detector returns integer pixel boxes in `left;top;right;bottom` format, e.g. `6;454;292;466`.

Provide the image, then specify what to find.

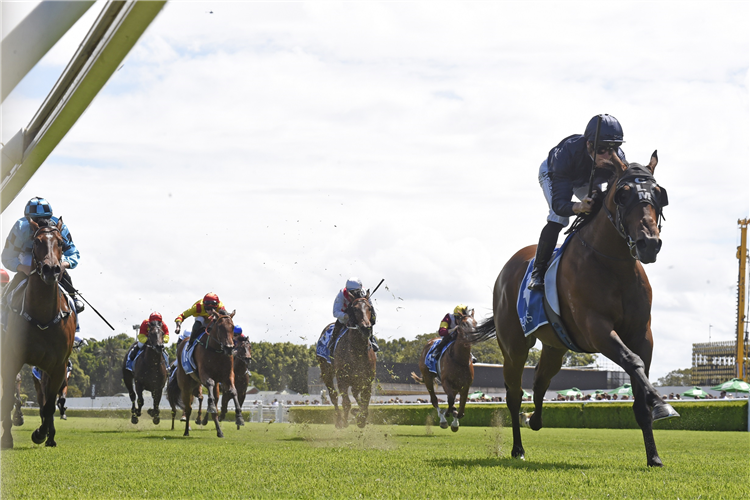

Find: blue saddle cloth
180;333;205;375
125;346;169;372
32;366;43;381
517;233;586;352
425;339;453;377
316;324;348;363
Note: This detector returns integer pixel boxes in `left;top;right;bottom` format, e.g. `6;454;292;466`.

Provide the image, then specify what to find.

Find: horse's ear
57;216;64;231
470;309;475;317
230;309;236;318
366;290;371;299
611;152;628;173
647;150;658;174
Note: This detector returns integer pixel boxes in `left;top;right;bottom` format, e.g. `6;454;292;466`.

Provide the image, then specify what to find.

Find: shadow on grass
429;457;593;471
136;435;188;440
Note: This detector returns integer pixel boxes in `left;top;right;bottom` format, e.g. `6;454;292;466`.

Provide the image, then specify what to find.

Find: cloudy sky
2;1;748;380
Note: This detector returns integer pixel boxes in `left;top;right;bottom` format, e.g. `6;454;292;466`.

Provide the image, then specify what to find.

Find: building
692;341;750;385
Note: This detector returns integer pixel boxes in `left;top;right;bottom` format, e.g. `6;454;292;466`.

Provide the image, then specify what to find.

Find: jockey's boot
434;333;453;357
187;326;204;348
60;271;84;313
127;345;140;366
369;334;380;352
527;222;564;291
327;321;345;355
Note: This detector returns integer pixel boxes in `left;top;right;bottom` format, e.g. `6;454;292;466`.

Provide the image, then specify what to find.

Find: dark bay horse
122;320;168;425
1;218;76;448
168;310;242;437
475;151;677;467
219;337;252;428
411;309;492;432
317;294;377;428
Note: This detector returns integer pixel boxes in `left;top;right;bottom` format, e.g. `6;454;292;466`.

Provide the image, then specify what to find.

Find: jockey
1;197;83;312
528;114;627;290
175;292;224;347
127;312;170;365
328;277;379;353
233;325;247;341
433;304;468;353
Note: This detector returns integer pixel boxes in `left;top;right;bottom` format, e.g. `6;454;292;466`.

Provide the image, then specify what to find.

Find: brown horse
219;336;252;427
475;151;677;467
168;310;241;437
411;309;491;432
122;320;168;425
33;361;71;421
1;218;76;448
317;294;377;428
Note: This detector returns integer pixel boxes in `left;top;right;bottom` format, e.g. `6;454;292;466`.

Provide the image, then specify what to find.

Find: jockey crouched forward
528;114;627;291
174;292;224;348
433;304;476;362
328;277;379;354
1;198;83;330
127;312;170;366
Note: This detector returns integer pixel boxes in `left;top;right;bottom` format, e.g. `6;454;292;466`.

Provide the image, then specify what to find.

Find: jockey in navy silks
328;277;379;354
1;197;84;313
527;114;628;291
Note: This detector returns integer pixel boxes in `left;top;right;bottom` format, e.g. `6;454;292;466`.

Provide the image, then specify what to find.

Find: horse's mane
35;217;54;228
565;163;624;235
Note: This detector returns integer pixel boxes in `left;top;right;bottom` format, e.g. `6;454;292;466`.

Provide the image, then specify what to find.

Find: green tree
656;368;692;386
250;342;316;393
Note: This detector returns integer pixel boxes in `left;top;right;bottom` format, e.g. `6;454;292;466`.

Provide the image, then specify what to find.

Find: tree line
17;332;596;400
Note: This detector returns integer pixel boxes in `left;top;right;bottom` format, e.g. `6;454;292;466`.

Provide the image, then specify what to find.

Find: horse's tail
166;374;183;410
410;371;424;384
467;316;497;344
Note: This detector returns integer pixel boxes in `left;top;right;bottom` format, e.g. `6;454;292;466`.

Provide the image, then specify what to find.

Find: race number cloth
425;339;453;378
315;324;348;363
180;333;205;375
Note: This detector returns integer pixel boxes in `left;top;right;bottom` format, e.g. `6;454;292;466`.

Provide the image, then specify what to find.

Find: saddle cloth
315;324;349;364
125;345;169;372
180;333;205;375
517;233;585;352
31;360;73;381
3;278;78;332
425;339;454;378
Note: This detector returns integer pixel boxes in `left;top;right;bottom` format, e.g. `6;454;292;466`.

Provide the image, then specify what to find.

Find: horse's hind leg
135;382;145;417
204;379;223;438
124;369;138;424
151;387;163;425
528;344;566;431
57;388;67;420
1;361;24;449
339;384;352;428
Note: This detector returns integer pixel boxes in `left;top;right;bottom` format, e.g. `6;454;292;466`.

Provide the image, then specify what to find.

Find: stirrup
73;298;85;314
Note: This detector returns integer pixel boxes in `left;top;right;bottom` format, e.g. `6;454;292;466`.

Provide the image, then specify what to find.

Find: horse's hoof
648;457;664;467
131;415;139;425
440;421;449;429
217;431;224;438
180;415;186;422
652;404;680;421
60;414;67;421
12;416;24;427
153;417;160;425
451;425;459;433
218;414;225;422
31;429;46;445
1;437;14;450
520;412;533;428
45;439;57;447
357;420;366;429
135;409;142;417
147;409;155;417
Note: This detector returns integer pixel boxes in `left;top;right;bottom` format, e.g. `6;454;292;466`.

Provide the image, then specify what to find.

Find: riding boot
527;222;564;291
127;345;140;365
188;325;204;347
327;321;345;355
60;271;84;313
369;334;380;353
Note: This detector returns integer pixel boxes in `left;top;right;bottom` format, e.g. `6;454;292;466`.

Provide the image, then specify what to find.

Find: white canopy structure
1;0;166;212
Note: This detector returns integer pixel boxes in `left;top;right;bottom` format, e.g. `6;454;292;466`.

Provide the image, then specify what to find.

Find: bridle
29;225;63;277
346;297;373;336
203;313;235;353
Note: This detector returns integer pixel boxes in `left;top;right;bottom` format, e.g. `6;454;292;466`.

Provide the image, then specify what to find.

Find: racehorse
219;336;252;428
1;217;77;448
12;373;24;426
33;361;72;421
411;309;492;432
167;309;242;437
475;151;678;467
122;319;168;425
317;293;377;428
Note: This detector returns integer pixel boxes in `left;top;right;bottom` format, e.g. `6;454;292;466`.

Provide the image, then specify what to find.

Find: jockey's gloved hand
175;321;181;334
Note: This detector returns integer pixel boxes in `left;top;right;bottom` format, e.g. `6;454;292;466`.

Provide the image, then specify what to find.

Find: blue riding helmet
233;325;243;335
584;114;624;144
24;197;53;219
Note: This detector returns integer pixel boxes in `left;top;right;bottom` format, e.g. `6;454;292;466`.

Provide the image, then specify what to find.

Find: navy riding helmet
24;197;53;219
584;114;624;144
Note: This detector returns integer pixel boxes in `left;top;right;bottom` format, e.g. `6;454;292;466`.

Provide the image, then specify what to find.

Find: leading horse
475;151;677;467
317;293;377;428
168;309;242;437
1;218;77;448
411;309;492;432
122;319;168;425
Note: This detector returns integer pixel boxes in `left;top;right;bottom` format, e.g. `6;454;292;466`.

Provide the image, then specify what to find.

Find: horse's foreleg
123;369;138;424
135;381;145;417
182;388;193;437
194;387;203;425
424;374;447;428
57;384;67;420
503;361;527;460
151;386;163;425
454;383;471;433
204;379;223;438
339;382;352;428
35;367;65;447
528;344;566;431
355;383;372;429
1;361;24;449
227;385;243;430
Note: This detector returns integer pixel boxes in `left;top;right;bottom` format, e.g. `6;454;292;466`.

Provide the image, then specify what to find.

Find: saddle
2;277;76;332
316;324;348;364
425;339;453;379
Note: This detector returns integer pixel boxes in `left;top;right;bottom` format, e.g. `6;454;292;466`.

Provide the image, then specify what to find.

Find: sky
1;0;748;380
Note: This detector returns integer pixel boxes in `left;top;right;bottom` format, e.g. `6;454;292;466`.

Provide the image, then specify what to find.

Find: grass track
2;417;748;499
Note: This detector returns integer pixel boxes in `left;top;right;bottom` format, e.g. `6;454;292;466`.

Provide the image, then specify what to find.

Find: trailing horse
317;294;377;428
475;151;677;467
122;320;168;425
411;309;492;432
167;310;241;437
219;337;252;428
1;218;77;448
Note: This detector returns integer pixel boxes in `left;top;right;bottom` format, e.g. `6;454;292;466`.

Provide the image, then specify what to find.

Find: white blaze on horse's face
31;221;64;285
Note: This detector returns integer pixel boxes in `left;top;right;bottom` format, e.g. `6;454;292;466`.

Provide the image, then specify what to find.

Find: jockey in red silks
175;292;225;347
127;312;170;365
328;277;379;354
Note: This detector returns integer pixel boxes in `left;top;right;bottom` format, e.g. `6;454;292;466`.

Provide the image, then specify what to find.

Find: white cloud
1;1;748;381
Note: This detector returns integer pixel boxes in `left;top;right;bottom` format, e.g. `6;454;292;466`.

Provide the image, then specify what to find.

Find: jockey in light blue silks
1;198;84;326
327;277;379;354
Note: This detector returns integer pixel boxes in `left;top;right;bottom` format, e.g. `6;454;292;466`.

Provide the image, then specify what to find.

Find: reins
202;314;234;353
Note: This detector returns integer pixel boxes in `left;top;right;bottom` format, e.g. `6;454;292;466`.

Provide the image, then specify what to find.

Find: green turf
2;417;748;499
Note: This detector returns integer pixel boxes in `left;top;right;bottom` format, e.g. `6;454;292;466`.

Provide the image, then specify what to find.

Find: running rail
1;0;167;212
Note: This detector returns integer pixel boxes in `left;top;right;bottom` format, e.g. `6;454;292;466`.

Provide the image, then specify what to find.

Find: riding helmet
584;114;624;144
149;312;162;322
346;277;362;290
203;292;220;306
233;325;243;335
454;304;468;316
24;197;53;219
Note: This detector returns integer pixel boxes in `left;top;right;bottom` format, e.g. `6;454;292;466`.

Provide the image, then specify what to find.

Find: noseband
601;165;668;259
